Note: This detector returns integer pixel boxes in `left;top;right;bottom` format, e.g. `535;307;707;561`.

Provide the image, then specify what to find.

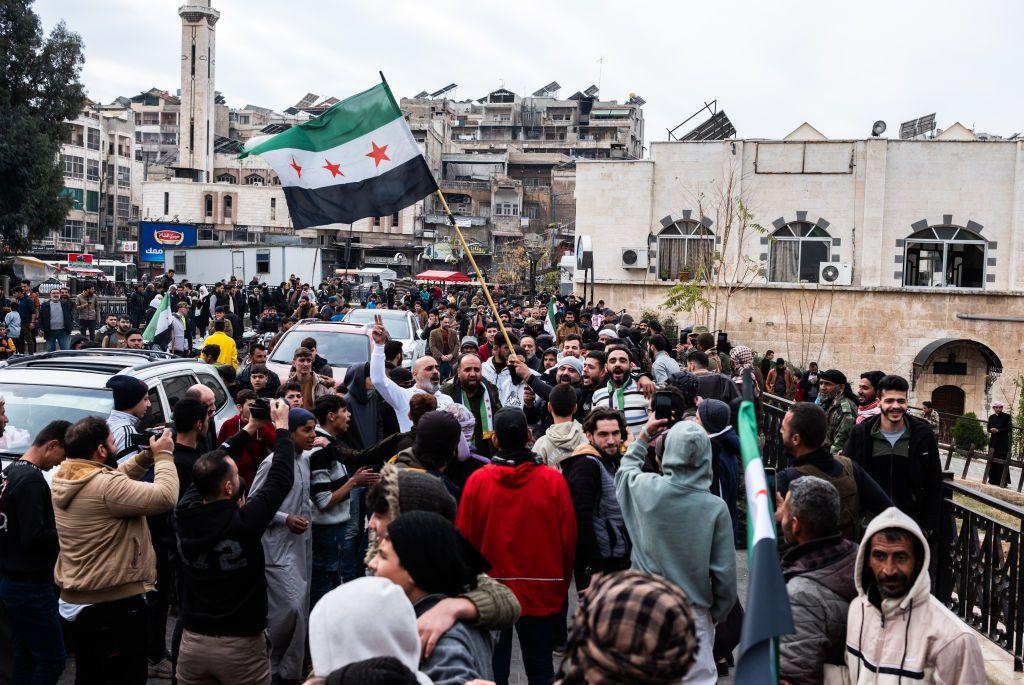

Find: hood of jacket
661;420;712;491
547;421;586;461
174;487;239;557
50;459;109;509
783;534;859;602
488;457;543;489
854;506;931;615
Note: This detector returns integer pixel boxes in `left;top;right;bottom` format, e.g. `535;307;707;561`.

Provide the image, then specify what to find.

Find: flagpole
434;189;516;355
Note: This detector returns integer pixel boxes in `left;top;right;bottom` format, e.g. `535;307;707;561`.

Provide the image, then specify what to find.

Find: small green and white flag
544;298;557;337
240;80;438;228
142;295;172;345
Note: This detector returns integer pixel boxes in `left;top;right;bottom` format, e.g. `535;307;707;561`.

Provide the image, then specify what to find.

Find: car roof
346;308;411;319
0;350;226;387
284;320;373;334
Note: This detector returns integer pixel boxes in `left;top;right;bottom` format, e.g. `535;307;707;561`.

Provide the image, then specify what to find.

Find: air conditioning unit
620;247;648;269
819;262;852;286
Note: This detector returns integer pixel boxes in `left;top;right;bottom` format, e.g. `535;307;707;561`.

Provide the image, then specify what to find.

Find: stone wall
585;281;1020;417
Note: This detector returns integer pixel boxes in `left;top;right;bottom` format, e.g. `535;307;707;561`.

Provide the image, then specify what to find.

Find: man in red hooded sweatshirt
456;406;576;685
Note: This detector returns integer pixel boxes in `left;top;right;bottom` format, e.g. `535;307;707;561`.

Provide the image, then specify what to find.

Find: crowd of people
0;278;994;685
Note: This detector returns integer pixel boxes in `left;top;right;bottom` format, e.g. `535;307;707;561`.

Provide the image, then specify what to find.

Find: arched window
203;194;213;217
245;173;264;186
223;195;233;219
216;173;236;184
768;221;832;283
656;221;714;281
904;225;985;289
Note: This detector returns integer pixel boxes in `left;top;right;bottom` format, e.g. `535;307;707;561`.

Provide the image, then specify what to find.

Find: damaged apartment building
406;81;645;275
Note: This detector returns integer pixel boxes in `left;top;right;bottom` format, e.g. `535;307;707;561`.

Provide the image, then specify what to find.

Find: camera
130;427;166;449
250;397;271;421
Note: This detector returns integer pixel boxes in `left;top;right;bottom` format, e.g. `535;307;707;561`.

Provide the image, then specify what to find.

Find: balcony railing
762;393;1024;671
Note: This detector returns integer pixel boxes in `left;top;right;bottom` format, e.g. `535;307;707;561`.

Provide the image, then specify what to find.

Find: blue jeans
45;331;69;351
311;522;346;610
0;576;66;685
493;613;560;685
340;488;366;582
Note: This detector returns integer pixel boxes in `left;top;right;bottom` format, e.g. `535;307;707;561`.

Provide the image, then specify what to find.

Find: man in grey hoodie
532;383;586;468
616;417;737;684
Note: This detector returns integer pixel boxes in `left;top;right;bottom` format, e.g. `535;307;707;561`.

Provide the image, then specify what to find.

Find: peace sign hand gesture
370;313;388;345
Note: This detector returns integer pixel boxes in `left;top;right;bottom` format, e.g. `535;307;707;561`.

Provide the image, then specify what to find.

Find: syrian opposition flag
240;80;438;228
142;295;172;346
735;393;793;684
544;298;557;337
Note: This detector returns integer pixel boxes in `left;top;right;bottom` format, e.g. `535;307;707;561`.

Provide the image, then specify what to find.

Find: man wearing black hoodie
173;399;295;685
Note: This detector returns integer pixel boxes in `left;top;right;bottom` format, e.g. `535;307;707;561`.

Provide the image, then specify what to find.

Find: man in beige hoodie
51;415;177;684
533;383;587;469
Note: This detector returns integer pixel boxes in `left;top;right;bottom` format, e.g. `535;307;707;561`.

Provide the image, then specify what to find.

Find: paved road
53;551;751;684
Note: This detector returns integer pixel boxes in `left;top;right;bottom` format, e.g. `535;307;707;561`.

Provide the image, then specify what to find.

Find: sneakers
148;657;173;679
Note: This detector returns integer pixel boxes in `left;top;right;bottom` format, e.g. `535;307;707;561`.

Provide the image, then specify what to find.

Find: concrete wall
575;137;1024;417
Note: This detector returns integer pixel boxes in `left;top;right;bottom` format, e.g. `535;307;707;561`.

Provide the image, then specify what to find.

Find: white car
343;308;424;367
0;349;237;480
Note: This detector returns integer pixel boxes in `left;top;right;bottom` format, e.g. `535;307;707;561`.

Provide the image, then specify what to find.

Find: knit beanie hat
327;656;419;685
106;376;149;411
413;411;461;469
386;511;490;597
493;406;529;450
556;356;584;376
697;398;732;436
288;407;316;432
559;570;697;684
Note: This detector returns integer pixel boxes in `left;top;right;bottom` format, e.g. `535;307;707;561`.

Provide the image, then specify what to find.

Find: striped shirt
591;378;649;436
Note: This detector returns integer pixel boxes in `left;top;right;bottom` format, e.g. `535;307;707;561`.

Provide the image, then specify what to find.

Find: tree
0;1;86;251
661;162;768;329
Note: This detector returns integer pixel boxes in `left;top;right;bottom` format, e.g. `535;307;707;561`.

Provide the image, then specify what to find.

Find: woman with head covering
556;570;698;685
369;511;494;685
308;577;433;685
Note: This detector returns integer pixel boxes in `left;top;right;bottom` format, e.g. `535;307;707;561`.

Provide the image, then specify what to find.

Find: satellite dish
871;121;887;137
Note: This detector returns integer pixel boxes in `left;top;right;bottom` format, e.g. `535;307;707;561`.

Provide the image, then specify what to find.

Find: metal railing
761;393;1024;670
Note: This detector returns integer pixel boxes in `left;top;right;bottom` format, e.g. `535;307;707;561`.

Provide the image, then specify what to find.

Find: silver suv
0;349;237;472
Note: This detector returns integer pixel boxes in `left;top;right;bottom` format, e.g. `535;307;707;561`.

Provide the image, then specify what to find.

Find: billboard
139;222;197;262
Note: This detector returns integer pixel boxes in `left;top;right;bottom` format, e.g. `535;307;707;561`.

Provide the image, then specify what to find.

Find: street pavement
54;551;751;684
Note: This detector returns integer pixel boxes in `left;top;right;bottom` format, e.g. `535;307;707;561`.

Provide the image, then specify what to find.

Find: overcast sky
35;0;1024;149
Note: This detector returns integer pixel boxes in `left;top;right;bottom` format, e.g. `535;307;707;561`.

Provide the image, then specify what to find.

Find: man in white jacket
368;315;451;431
846;507;984;684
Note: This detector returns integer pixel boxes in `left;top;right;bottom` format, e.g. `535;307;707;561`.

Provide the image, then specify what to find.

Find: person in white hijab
308;577;433;684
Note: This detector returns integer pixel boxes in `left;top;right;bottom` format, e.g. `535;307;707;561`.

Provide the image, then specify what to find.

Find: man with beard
856;370;885;425
428;313;460;380
239;342;281;397
591;346;648;437
442;353;502;460
369;314;452;432
817;369;858;456
845;508;984;683
519;335;542;372
842;375;941;539
101;315;132;349
482;333;539;413
986;401;1013;486
776;402;891;542
577;350;606;420
776;477;859;685
560;408;631;590
555;310;581;347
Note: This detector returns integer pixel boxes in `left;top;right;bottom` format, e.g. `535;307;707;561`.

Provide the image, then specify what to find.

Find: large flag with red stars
240;81;437;229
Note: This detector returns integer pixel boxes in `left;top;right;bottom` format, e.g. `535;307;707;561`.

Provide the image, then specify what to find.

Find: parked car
265;320;373;384
343;307;423;368
0;349;237;480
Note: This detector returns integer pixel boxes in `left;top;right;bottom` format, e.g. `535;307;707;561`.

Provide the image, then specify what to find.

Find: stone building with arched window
575;122;1024;416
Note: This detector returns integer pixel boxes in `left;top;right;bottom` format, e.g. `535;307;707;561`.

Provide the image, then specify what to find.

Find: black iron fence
761;393;1024;670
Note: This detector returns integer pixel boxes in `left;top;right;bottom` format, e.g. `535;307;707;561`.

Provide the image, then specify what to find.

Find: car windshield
0;384;114;454
345;310;412;338
269;330;370;367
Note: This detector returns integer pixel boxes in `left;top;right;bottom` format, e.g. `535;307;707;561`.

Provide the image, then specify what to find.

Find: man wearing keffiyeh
556;570;698;685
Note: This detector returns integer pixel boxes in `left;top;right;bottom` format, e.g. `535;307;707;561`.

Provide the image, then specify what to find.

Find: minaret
177;1;219;182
